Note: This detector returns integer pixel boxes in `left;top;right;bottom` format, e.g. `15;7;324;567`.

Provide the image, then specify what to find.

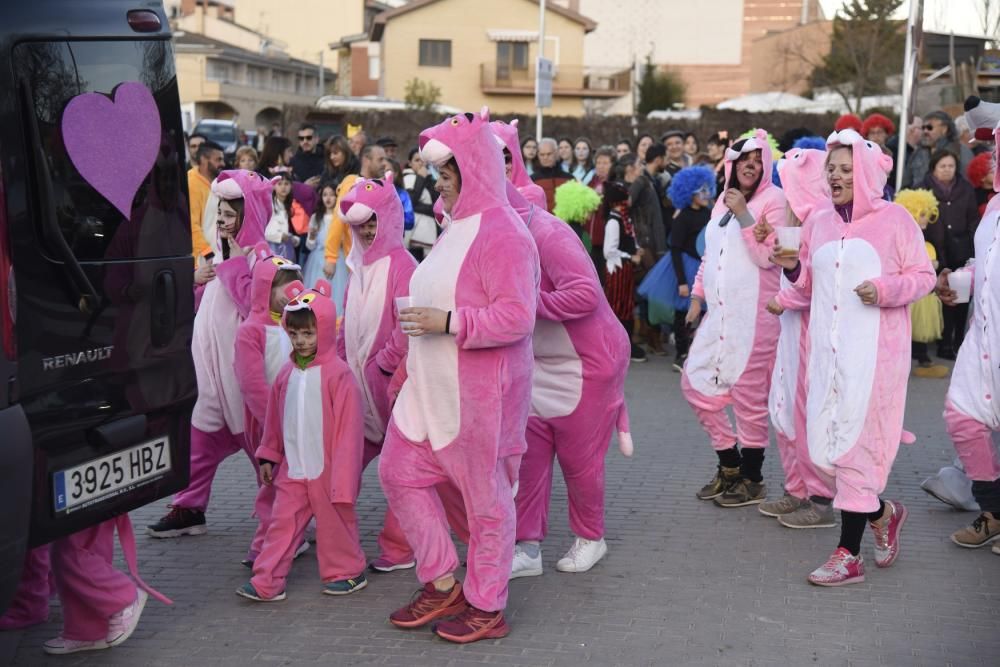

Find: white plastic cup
775;227;801;258
949;270;972;304
395;296;416;331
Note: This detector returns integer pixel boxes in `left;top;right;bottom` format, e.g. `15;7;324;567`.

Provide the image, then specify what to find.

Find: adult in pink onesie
490;119;633;577
379;108;539;643
773;129;935;584
939;98;1000;549
681;129;787;505
759;149;837;527
245;280;367;600
148;169;274;537
336;172;419;570
233;246;302;562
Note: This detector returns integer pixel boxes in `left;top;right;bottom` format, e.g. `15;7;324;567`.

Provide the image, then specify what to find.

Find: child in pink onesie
491;119;633;579
681;129;787;508
237;280;368;601
233;246;303;566
937;97;1000;552
148;170;275;538
336;171;419;572
770;129;936;585
379;108;540;644
755;148;837;529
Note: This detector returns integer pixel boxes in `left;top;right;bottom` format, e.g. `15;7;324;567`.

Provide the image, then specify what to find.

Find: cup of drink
949;270;972;304
775;227;801;258
395;296;416;331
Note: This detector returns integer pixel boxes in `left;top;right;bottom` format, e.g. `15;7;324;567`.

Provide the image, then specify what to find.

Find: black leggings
838;500;886;556
941;303;969;350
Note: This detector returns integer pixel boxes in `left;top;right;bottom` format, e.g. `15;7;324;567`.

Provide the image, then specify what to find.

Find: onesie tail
900;429;916;446
616;404;634;457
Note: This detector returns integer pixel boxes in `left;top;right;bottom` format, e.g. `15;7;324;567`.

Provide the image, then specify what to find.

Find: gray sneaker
778;500;837;529
758;494;807;517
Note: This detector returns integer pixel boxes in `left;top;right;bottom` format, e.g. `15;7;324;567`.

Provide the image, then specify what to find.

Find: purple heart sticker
61;81;161;220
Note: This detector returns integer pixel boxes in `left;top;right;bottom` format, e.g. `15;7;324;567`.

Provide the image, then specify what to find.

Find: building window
368;53;380;80
206;59;231;82
419;39;451;67
496;42;529;81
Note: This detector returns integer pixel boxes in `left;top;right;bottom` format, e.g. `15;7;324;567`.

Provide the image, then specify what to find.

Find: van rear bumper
0;404;33;614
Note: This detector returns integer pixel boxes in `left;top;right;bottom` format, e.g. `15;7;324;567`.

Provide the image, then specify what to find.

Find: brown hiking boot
389;582;467;629
950;512;1000;548
696;466;741;501
433;606;510;643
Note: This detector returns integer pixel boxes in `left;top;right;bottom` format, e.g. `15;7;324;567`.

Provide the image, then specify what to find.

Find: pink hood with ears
418;107;509;220
825;129;893;221
777;148;831;222
490;119;548;211
247;242;301;321
282;278;338;363
712;128;778;217
339;171;406;267
210;169;274;247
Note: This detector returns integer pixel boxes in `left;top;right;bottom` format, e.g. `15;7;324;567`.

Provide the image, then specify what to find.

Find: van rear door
7;37;196;546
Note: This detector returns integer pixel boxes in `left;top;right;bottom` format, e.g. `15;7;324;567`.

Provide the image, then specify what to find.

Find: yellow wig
894;188;939;225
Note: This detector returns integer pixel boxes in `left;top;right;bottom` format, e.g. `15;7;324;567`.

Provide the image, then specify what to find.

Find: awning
487;29;539;42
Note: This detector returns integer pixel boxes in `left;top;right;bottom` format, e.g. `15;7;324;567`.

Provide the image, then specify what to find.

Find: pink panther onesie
336;171;419;566
775;129;935;512
251;280;367;598
681;130;787;453
942;99;1000;514
234;246;301;561
379;108;540;613
768;149;835;500
491;119;633;545
168;169;273;517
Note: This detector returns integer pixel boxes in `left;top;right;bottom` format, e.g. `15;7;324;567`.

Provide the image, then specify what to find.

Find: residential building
174;32;334;130
329;1;394;97
370;0;630;116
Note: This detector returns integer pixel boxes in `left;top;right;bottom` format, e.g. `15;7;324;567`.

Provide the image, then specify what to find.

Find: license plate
53;437;171;514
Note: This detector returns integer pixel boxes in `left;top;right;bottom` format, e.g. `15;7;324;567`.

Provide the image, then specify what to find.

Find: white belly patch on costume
264;326;292;386
530;318;583;419
807;238;881;469
394;214;481;449
345;257;391;441
282;366;326;479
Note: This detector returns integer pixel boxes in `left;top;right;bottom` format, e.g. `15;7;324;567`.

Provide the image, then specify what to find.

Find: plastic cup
395;296;416;331
775;227;801;258
949;270;972;304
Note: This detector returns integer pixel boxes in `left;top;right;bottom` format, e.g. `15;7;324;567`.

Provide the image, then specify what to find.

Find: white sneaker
106;590;148;647
510;542;543;579
42;636;109;655
555;537;607;573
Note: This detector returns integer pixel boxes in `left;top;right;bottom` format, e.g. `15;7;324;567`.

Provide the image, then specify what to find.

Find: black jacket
921;174;979;270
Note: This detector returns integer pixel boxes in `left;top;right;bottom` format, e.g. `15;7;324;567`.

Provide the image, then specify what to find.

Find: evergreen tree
637;57;685;115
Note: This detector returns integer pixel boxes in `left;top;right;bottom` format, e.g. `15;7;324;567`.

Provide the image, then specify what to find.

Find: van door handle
19;78;99;314
150;270;176;349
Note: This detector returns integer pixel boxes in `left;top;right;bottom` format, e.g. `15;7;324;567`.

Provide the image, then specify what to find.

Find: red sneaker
389;582;467;629
807;547;865;587
870;499;907;568
432;606;510;644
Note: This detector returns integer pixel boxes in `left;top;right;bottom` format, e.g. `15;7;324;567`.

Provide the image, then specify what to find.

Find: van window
14;40;191;262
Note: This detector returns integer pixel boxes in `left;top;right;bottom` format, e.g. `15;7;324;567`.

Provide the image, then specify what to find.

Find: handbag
409;213;438;248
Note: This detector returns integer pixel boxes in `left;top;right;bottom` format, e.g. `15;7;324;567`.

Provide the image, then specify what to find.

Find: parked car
193;118;240;165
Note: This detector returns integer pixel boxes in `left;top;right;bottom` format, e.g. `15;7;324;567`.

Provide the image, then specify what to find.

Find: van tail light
0;172;13;361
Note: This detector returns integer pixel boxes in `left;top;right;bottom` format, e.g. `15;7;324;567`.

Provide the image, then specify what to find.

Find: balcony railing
480;62;631;98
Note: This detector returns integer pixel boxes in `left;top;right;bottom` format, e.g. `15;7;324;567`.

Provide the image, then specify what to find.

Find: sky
818;0;994;37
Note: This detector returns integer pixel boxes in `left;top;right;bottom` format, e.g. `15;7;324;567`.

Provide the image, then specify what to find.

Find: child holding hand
237;280;368;602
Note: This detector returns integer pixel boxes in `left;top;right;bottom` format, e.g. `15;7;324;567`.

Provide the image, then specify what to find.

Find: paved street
2;354;998;666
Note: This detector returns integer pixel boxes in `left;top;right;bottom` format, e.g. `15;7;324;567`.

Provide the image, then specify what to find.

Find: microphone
718;211;734;227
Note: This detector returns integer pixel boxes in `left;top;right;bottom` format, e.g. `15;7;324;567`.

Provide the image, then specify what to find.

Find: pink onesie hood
419;107;509;220
777;148;830;222
211;169;274;247
339;171;406;266
490;119;548;210
712;128;778;217
283;279;337;363
825;128;893;221
248;243;301;321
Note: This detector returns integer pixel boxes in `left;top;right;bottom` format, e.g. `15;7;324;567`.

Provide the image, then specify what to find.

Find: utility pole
536;0;546;142
319;50;325;96
896;0;924;193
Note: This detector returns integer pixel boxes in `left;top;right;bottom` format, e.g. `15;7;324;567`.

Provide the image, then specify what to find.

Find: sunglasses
922;124;935;131
298;135;315;141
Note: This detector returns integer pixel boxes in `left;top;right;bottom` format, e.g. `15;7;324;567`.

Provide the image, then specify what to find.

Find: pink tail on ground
900;429;916;445
617;404;634;457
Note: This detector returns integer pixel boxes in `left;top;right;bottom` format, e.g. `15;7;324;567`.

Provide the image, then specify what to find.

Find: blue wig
792;136;827;151
668;165;717;210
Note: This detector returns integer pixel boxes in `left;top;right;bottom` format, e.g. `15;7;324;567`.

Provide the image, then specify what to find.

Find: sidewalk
3;356;997;666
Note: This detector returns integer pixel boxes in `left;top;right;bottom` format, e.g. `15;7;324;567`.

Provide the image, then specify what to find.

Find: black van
0;1;195;611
